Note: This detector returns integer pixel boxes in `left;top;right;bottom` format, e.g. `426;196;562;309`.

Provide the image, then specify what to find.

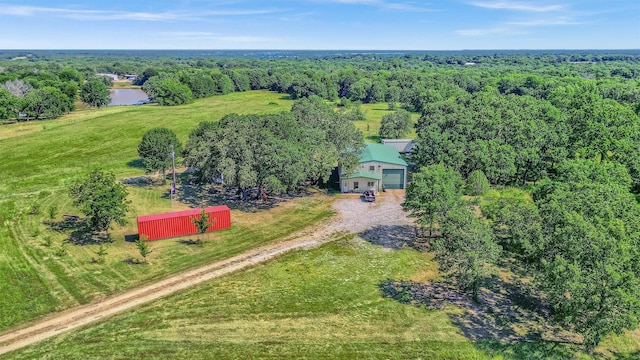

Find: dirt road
0;191;411;356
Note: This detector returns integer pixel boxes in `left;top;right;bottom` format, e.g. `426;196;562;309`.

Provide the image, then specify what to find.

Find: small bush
30;224;41;237
48;205;58;220
42;235;53;247
54;242;68;257
28;204;41;216
465;170;490;196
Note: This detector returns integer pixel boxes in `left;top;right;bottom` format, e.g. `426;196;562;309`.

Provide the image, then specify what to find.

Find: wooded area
1;49;639;351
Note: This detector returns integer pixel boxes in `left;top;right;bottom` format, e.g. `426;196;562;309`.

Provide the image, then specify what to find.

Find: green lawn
2;92;639;357
5;237;638;359
356;103;420;142
0;91;338;332
0;91;292;200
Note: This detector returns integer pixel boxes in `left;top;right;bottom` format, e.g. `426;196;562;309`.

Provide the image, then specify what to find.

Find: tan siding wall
340;161;407;193
341;178;380;193
358;161;407;190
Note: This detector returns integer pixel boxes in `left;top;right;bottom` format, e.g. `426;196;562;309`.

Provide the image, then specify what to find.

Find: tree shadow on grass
177;183;297;213
475;341;579;360
360;225;426;251
126;158;145;169
121;175;166;187
177;238;201;246
45;216;113;245
379;276;580;356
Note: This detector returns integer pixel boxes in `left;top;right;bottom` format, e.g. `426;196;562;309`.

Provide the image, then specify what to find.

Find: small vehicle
363;190;376;202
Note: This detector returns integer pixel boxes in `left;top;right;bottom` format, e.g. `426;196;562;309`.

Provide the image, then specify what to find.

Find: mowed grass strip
0;194;334;333
0;91;323;332
4;238;483;360
7;237;639;360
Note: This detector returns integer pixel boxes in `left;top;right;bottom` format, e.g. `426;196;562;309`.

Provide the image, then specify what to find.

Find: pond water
109;88;150;106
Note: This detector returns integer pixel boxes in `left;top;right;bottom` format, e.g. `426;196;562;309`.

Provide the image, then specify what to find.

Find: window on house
354;182;359;190
369;166;375;171
367;181;374;187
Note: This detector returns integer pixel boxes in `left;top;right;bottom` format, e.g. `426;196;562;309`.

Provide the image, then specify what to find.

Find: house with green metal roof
340;143;408;193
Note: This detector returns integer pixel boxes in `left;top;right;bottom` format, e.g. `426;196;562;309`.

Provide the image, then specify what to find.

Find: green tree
191;209;216;243
482;195;543;262
135;236;152;263
0;89;16;119
464;170;490;196
69;169;130;233
142;76;194;106
379;109;412;139
403;164;464;237
186;72;215;98
533;177;640;348
290;96;364;181
435;208;501;302
137;128;182;182
183;113;313;196
21;87;74;120
211;72;235;95
80;78;110;108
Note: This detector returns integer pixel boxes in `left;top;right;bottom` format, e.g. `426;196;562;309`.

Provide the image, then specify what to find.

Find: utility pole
170;144;176;209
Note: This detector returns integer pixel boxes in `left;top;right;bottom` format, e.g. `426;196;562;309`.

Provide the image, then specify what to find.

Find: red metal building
137;205;231;241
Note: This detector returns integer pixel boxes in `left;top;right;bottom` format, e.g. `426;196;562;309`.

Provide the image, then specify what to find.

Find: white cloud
0;5;278;21
469;1;565;12
508;17;581;26
384;3;437;12
308;0;436;12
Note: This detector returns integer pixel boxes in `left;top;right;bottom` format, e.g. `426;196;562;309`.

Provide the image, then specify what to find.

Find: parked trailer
137;205;231;241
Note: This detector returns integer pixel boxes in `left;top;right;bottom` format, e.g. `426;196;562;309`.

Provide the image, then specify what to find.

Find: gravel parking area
327;190;415;234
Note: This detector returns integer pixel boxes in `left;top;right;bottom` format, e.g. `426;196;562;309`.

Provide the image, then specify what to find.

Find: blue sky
0;0;638;50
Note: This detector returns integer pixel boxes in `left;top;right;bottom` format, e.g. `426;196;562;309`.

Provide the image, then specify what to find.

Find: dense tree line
1;50;639;116
404;158;640;348
182;96;363;196
413;82;640;190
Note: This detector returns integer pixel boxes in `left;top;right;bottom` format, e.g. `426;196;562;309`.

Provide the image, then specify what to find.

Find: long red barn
137;205;231;241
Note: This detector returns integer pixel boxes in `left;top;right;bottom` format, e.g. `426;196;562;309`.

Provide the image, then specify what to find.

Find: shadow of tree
379;278;572;345
177;183;309;213
475;341;579;360
45;216;85;233
178;239;201;246
121;175;166;187
44;217;113;245
126;158;145;169
360;225;426;251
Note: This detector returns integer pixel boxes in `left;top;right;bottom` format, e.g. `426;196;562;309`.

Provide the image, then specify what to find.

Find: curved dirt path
0;191;411;356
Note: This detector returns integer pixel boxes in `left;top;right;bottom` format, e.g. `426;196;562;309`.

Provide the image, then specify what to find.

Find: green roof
359;143;408;167
342;171;382;180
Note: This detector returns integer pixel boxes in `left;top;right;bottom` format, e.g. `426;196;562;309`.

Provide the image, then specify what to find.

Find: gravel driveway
327;190;414;233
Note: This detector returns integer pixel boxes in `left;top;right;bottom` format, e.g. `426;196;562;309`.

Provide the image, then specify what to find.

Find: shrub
465;170;490;196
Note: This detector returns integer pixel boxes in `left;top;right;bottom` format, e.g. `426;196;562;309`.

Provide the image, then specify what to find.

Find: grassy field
5;237;639;359
0;92;404;332
2;92;638;358
356;103;420;142
0;91;340;332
